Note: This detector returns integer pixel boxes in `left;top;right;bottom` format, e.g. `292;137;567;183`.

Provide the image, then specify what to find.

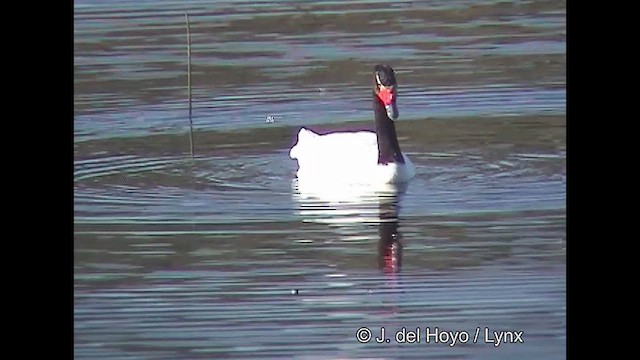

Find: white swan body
290;128;415;185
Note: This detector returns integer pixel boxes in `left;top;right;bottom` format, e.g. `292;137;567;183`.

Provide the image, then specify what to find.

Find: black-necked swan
289;64;416;184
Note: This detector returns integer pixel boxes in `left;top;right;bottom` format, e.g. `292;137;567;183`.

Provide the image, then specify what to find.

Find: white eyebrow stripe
376;72;382;85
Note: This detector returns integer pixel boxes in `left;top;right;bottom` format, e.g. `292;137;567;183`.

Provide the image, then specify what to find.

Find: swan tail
289;127;318;159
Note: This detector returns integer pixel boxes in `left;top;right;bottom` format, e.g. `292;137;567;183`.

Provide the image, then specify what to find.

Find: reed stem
185;12;194;158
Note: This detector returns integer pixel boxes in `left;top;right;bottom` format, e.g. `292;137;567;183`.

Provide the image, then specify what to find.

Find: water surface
74;0;566;358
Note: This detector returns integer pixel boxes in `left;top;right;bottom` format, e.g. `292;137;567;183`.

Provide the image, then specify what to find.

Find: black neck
373;93;405;165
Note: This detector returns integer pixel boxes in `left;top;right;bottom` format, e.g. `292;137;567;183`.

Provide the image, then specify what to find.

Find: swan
289;64;416;185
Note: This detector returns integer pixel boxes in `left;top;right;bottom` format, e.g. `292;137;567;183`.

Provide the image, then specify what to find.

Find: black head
373;64;398;120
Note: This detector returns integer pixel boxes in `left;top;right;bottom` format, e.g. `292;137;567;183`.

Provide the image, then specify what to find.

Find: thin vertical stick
185;12;194;158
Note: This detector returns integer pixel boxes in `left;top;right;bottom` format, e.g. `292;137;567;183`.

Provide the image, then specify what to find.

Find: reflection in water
292;179;409;274
378;193;402;273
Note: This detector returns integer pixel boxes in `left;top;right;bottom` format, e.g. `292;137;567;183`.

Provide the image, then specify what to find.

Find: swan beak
378;86;398;120
386;103;398;120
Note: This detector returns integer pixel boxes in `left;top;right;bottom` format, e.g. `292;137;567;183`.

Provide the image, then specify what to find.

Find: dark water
74;0;565;358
